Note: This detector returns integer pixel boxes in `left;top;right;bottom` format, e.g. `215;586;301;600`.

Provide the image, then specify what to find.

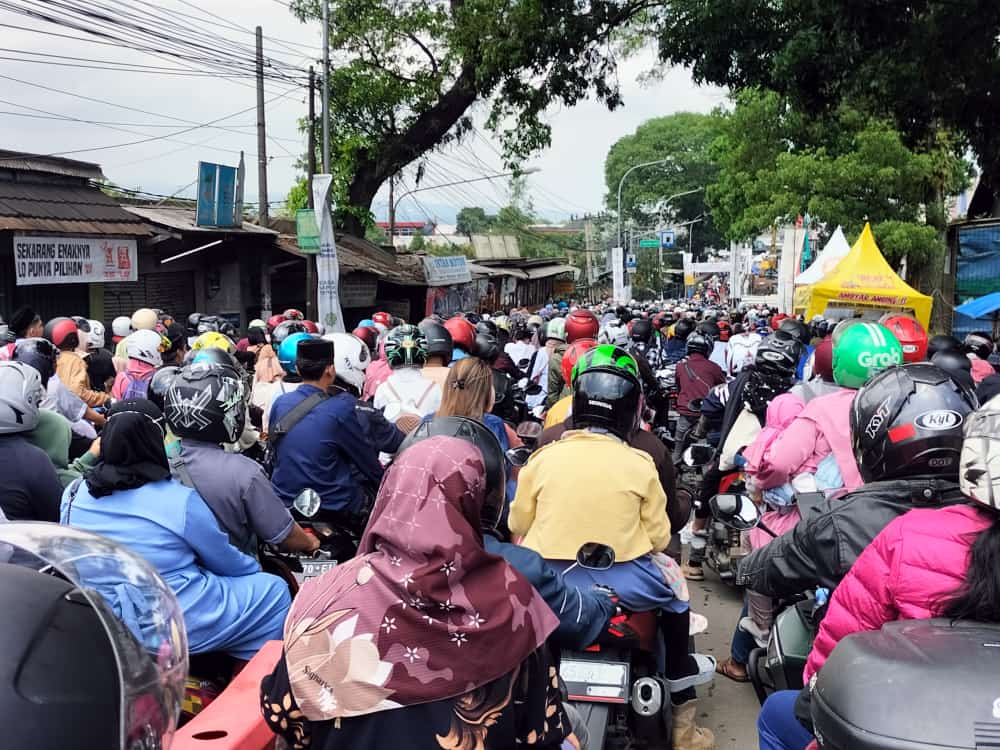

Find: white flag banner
312;174;345;332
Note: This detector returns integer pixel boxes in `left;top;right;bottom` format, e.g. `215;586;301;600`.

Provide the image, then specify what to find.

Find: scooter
811;618;1000;749
700;476;750;583
559;543;673;750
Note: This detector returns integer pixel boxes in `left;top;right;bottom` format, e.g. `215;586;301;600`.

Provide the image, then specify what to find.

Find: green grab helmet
571;344;639;386
832;322;904;389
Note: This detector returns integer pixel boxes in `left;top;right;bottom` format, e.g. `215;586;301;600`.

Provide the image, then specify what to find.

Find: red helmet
352;325;378;351
283;308;304;321
444;316;476;352
372;311;393;328
50;318;79;348
717;320;732;342
266;314;286;333
881;314;928;363
651;312;670;331
561;339;598;384
301;320;319;334
770;313;789;331
565;309;599;343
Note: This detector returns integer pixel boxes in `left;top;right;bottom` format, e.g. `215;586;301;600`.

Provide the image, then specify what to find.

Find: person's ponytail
942;516;1000;622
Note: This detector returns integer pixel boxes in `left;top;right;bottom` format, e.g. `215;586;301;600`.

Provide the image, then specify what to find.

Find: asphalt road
690;569;763;749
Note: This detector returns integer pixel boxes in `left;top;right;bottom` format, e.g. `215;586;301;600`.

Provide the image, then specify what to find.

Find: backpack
262;390;329;476
122;369;155;400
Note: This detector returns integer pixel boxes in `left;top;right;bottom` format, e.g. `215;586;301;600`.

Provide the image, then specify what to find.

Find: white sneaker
739;616;770;649
679;521;695;545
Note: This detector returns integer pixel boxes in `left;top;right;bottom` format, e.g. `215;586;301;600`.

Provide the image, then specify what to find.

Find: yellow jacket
56;351;110;407
543;394;572;429
509;430;671;562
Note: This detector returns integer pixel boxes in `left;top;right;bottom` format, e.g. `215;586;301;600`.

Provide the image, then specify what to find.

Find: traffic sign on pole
660;229;676;249
638;239;659;248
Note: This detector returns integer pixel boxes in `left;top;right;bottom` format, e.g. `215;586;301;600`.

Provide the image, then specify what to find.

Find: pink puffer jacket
805;504;991;681
755;387;862;492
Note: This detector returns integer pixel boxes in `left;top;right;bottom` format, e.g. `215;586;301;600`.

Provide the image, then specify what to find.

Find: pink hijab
283;437;558;720
362;338;391;400
743;393;806;475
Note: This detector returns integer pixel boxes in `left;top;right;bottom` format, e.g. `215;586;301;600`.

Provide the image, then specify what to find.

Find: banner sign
196;161;240;227
295;209;320;253
312;175;345;332
14;235;137;286
612;246;624;302
422;255;472;286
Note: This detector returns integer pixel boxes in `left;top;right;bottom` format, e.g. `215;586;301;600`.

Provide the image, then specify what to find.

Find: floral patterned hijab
282;436;558;720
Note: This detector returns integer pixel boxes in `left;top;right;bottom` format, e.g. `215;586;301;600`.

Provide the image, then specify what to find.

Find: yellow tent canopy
800;223;932;329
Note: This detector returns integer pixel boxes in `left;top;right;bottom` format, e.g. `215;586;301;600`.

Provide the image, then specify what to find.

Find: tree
409;232;428;252
290;0;652;235
649;0;1000;213
455;206;493;237
603;112;724;259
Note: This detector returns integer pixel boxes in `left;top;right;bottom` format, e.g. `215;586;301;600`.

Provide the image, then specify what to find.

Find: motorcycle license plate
560;659;629;703
300;560;338;580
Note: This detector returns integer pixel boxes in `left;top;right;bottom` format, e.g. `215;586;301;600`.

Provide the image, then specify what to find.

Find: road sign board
660;229;676;248
625;252;637;269
638;239;659;248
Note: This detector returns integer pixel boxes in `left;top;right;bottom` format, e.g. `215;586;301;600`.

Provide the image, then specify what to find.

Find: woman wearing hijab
60;399;291;660
261;435;574;750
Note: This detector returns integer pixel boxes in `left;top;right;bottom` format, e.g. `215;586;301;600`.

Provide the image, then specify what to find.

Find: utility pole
584;219;594;292
388;174;395;244
255;26;269;225
321;0;330;173
306;66;317;320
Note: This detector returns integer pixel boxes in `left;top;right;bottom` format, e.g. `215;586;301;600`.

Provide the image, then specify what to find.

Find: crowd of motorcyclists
3;294;1000;750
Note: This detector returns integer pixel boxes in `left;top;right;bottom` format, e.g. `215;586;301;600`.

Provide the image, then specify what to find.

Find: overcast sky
0;0;726;223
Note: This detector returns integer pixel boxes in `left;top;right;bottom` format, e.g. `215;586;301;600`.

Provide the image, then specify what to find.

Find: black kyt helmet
685;331;712;357
851;362;977;483
396;416;506;530
672;318;695;341
630;318;653;345
418;320;453;360
147;365;181;412
474;332;502;364
778;318;811;346
12;336;59;386
572;365;642;440
164;362;247;444
754;335;802;380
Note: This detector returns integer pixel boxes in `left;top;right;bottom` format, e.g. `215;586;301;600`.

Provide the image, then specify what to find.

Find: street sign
638;239;659;248
660;229;676;248
625;251;637;270
196;161;240;227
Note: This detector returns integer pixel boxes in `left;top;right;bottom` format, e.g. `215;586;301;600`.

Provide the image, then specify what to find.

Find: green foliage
365;223;387;245
870;221;943;269
408;232;428;252
455;206;494;237
604;112;724;258
286;177;309;214
289;0;651;233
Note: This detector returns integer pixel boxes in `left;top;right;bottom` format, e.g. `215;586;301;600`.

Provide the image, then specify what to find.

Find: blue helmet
357;318;375;328
277;332;314;375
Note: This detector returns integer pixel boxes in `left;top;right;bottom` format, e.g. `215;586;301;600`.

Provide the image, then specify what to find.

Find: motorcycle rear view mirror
293;488;322;518
506;446;533;467
684;443;714;467
524;383;543;396
576;542;616;571
710;493;761;531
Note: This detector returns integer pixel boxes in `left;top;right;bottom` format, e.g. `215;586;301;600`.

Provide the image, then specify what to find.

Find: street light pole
616;158;673;251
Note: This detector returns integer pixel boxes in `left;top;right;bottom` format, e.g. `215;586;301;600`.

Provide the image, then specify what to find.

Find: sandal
715;657;749;683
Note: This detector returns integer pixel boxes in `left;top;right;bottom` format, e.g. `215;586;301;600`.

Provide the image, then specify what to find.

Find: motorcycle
811;618;1000;749
559;543;672;750
698;475;749;583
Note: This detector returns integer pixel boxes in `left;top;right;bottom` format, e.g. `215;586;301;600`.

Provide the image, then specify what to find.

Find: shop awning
523;263;579;279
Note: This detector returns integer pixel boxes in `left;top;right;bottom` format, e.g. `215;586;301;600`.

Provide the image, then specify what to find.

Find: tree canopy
289;0;651;234
649;0;1000;213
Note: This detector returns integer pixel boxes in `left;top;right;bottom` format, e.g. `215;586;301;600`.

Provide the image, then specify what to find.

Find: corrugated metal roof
0;150;104;180
277;235;426;286
523;263;579;279
0;181;151;236
123;205;278;235
466;261;527;279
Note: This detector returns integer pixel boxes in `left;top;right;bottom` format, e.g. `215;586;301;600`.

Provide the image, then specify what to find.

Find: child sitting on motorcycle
509;345;716;750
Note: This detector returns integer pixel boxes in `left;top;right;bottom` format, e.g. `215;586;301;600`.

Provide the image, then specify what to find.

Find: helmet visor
0;523;187;750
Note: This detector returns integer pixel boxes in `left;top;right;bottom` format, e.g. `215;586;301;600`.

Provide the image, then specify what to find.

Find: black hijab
85;399;170;497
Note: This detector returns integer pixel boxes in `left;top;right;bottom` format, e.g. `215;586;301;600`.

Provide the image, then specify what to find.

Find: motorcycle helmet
598;322;629;347
696;320;720;342
372;311;393;329
248;318;266;332
283;308;305;321
129;308;156;332
110;315;131;343
385;324;428;368
71;315;91;335
45;317;77;349
0;523;187;750
165;361;247;444
810;338;835;382
717;320;732;342
770;313;789;330
147;365;180;412
880;314;928;363
12;337;59;387
125;329;165;367
833;322;904;389
778;317;811;346
396;416;506;530
685;331;712;357
494;315;511;332
444;316;477;353
672;317;695;341
931;349;974;390
927;334;962;359
571;344;640;387
527;314;544;330
352;325;379;352
630;318;653;345
195;315;220;335
573;358;642;440
323;332;370;392
356;318;375;328
301;320;319;335
754;335;802;380
271;320;308;348
0;361;43;434
491;369;518;423
277;332;314;375
561;338;598;385
959;394;1000;509
86;319;106;350
544;317;567;344
476;319;499;337
266;314;286;333
185;312;202;338
565;309;599;343
190;346;242;371
419;320;454;362
964;332;994;360
473;332;502;364
190;331;235;354
851;363;976;483
831;318;864;346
